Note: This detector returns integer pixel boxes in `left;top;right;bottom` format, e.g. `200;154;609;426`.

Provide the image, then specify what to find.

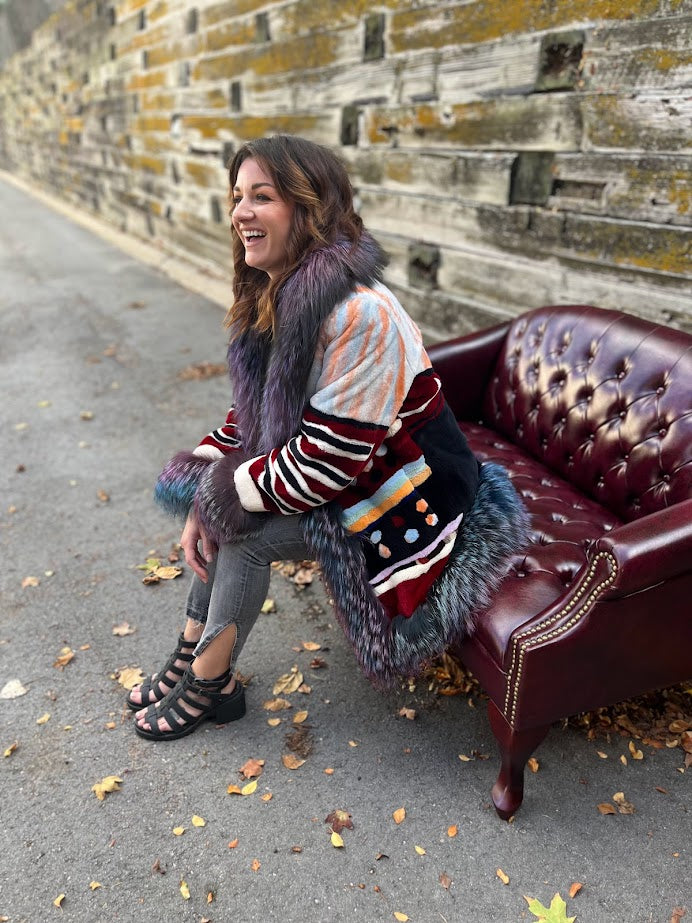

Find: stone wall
0;0;690;338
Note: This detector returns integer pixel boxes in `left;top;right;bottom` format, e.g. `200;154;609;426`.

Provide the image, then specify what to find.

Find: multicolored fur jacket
155;233;529;687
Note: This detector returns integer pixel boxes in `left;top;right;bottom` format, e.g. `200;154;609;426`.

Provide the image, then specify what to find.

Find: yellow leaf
597;750;608;759
241;780;258;795
115;666;145;691
172;826;185;836
228;838;239;849
293;710;308;724
458;754;471;762
261;792;273;802
112;622;135;637
250;858;261;872
91;775;123;801
414;845;426;855
267;717;282;727
331;831;344;848
496;868;510;885
207;891;214;903
180;880;190;900
227;784;243;795
152;565;182;581
302;641;321;651
53;894;65;908
447;825;458;837
263;697;292;712
22;576;40;588
282;754;305;770
36;712;51;725
104;722;116;730
620;754;628;765
348;739;359;747
393;807;406;824
261;598;276;613
628;740;644;760
89;882;101;891
527;757;540;773
54;648;75;670
4;741;18;758
192;815;206;826
394;913;409;922
273;667;304;695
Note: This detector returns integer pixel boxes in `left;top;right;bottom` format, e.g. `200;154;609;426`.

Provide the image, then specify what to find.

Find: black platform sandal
126;632;196;711
134;666;246;741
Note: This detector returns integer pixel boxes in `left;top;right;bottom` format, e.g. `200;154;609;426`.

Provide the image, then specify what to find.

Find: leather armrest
427;321;510;421
594;499;692;599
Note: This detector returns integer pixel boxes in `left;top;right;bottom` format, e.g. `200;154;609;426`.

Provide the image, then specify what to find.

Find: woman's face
231;157;294;279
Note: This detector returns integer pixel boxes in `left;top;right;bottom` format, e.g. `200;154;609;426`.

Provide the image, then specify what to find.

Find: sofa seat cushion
461;422;622;667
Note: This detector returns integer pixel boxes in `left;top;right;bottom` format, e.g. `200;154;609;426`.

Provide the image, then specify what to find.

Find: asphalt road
0;175;689;923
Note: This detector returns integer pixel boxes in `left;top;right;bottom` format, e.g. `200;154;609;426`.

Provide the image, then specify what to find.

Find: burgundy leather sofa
428;304;692;818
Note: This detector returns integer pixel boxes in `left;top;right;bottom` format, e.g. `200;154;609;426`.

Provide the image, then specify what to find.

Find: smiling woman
130;134;529;742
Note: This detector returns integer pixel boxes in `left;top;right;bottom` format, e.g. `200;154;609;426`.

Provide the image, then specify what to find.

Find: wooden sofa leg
487;699;550;820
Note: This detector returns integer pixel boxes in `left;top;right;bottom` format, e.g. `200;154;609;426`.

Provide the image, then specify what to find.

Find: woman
129;135;528;740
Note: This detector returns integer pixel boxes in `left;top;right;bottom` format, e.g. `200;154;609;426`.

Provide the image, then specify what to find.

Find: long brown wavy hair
225;135;363;337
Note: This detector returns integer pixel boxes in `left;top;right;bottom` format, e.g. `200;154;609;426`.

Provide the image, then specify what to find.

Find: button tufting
656;385;665;395
619;410;626;419
617;370;626;379
662;474;671;483
659;428;667;438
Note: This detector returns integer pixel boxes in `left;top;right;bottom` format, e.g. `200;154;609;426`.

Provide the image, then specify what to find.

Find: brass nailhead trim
503;551;618;723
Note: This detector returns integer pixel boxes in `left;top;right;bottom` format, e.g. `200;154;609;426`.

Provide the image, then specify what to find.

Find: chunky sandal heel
134;666;245;741
126;632;196;711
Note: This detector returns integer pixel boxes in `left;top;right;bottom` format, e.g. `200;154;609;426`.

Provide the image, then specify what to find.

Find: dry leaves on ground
54;646;74;669
524;893;576;923
114;666;145;691
325;810;353;834
0;680;28;699
92;775;123;801
273;667;304;695
177;361;227;380
240;758;265;779
112;621;136;636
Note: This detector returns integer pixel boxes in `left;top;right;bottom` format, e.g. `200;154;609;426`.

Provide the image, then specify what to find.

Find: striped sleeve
233;291;418;514
193;407;242;461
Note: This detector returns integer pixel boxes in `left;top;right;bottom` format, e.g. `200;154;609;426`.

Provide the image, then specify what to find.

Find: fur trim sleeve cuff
154;451;212;518
194;453;268;544
193;444;225;461
234;457;270;512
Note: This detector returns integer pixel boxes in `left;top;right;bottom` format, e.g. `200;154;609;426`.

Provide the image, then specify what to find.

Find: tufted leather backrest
481;305;692;522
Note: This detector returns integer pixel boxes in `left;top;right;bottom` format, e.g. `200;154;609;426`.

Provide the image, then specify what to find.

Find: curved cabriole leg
487;699;550;820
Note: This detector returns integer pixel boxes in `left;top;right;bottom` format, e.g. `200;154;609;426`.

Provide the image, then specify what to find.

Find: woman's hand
180;509;217;582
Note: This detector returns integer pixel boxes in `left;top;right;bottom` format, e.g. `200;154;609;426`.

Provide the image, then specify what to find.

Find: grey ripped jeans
185;514;310;668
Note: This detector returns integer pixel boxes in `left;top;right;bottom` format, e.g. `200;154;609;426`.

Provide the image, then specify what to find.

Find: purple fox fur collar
227;232;387;457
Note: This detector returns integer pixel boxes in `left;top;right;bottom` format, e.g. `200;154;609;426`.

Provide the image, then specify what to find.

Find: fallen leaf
54;647;75;669
497;868;510;885
670;907;687;923
284;725;313;757
261;598;276;614
97;489;110;503
620;754;628;765
0;679;28;699
250;859;261;872
91;775;123;801
414;845;426;855
177;361;227;380
298;683;312;694
447;824;458;837
267;718;282;727
241;780;257;795
597;803;617;815
628;740;644;760
172;827;185;836
524;892;576;923
597;750;608;759
207;891;214;904
293;710;308;724
53;894;65;908
263;697;292;712
293;567;314;586
226;785;243;795
330;831;344;848
261;792;273;802
192;815;206;827
112;622;135;637
89;881;101;891
394;913;409;922
613;791;635;814
292;845;303;853
399;707;416;720
656;786;669;794
180;880;190;900
36;713;51;725
273;667;304;695
348;739;359;747
439;872;452;890
393;807;406;825
152;565;182;581
458;754;471;762
527;757;540;773
302;641;321;651
114;666;145;691
80;410;94;420
22;576;40;588
14;422;29;431
37;400;52;408
228;838;239;849
325;810;353;834
324;767;334;775
104;721;116;730
282;754;305;770
240;757;265;778
4;741;18;758
568;882;583;898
